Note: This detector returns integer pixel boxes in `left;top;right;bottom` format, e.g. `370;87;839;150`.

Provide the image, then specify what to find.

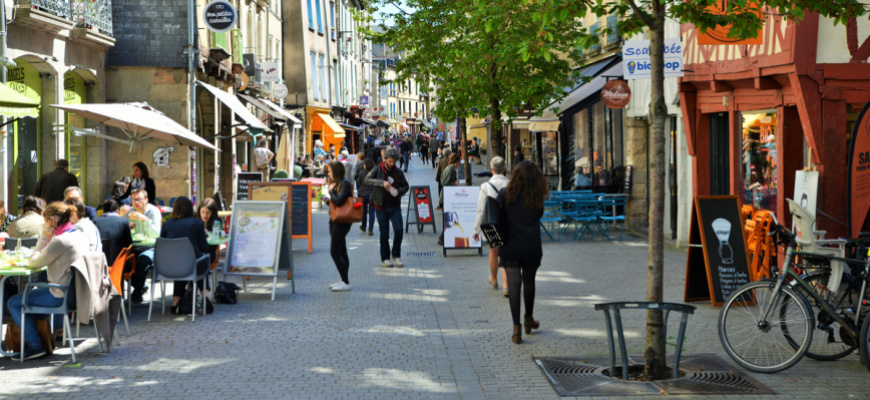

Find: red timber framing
679;12;870;237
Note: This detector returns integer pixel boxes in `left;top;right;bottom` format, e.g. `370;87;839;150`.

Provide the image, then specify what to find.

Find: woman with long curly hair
499;161;548;344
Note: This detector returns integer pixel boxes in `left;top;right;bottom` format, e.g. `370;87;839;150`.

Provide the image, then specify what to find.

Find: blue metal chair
599;197;627;240
148;238;211;322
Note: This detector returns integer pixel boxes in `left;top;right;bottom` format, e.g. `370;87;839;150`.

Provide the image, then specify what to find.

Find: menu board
684;196;751;307
405;186;437;234
291;182;312;253
237;172;262;200
442;186;483;256
225;201;295;300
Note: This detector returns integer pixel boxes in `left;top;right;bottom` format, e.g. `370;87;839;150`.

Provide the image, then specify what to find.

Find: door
668;116;678;240
709;113;730;195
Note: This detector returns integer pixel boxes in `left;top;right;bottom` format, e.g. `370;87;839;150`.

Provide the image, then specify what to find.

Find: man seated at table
94;199;133;267
63;186;97;221
120;188;162;304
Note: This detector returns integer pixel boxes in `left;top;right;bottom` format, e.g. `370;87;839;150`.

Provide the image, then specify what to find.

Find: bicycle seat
788;199;847;292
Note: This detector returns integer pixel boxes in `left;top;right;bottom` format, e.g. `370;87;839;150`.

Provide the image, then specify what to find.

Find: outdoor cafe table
132;236;229;249
0;259;41;357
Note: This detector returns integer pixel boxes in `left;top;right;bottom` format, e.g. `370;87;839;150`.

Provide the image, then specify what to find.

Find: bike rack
594;301;696;380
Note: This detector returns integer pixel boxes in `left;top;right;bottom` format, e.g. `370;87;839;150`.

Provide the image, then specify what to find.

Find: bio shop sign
622;39;684;80
203;0;237;33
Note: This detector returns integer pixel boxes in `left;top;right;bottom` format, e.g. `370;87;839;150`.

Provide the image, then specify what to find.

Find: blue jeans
132;248;154;293
376;207;404;261
361;195;376;231
8;288;63;351
402;152;410;171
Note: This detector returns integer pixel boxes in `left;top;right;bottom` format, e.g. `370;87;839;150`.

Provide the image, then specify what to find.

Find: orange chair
121;248;137;314
109;245;134;336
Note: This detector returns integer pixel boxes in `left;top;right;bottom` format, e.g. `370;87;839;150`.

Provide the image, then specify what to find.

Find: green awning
0;84;39;119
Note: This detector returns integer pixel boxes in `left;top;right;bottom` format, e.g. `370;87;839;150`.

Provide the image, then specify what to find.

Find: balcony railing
16;0;113;37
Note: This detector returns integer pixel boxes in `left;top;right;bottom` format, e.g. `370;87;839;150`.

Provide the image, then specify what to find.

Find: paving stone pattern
0;156;868;399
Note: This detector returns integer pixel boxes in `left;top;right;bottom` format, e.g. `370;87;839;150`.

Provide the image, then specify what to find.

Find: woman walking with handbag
473;156;510;296
499;161;548;344
326;161;354;292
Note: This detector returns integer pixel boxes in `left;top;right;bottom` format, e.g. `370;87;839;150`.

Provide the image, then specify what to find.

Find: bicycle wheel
785;272;857;360
719;280;813;373
859;305;870;372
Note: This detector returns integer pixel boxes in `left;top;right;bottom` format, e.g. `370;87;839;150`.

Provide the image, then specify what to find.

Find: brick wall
107;0;194;68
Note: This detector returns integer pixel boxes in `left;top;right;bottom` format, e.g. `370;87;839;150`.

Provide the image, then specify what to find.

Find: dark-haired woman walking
326;161;353;292
499;161;548;344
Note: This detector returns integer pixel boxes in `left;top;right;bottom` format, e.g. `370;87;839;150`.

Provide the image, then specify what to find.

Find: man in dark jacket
428;136;440;168
400;137;413;173
365;149;409;268
93;199;133;268
34;159;79;204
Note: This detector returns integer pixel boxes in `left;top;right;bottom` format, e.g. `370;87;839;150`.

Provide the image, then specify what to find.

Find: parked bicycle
718;216;870;373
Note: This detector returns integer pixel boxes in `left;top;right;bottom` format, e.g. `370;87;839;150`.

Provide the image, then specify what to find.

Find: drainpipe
0;3;13;208
323;0;333;106
188;0;197;200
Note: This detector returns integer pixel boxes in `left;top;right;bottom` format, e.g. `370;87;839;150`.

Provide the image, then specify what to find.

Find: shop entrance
6;59;42;211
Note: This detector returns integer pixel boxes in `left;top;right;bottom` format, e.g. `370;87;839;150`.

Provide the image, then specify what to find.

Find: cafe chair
20;274;104;363
787;199;848;292
148;238;210;322
3;237;37;251
108;246;134;337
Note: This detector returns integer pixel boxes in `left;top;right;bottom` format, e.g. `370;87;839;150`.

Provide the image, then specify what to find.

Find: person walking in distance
434;148;453;210
473;156;510;296
400;136;413;173
512;145;525;166
429;135;440;168
499;161;547;344
355;158;376;236
254;140;275;182
325;161;354;292
365;149;409;268
420;138;430;166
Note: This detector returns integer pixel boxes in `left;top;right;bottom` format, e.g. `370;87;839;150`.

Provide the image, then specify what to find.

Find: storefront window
64;72;87;198
574;108;590;186
541;131;558;176
741;110;777;211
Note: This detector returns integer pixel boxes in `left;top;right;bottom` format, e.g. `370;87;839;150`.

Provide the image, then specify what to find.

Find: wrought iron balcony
15;0;113;37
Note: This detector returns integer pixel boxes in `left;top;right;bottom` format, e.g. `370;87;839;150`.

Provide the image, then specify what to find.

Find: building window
329;1;335;39
334;60;339;104
311;52;319;101
319;54;326;102
316;0;323;33
741;110;777;211
307;0;313;28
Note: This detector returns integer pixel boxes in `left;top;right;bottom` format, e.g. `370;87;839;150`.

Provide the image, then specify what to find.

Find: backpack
214;281;242;304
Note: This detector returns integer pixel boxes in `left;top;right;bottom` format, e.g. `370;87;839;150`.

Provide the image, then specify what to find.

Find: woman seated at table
117;162;157;206
6;202;88;360
197;198;221;262
161;196;212;315
8;196;45;239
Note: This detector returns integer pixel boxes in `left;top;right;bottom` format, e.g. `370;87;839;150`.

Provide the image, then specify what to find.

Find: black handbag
479;183;506;248
215;281;241;304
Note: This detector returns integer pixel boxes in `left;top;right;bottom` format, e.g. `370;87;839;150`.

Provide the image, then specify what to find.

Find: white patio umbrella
51;102;219;152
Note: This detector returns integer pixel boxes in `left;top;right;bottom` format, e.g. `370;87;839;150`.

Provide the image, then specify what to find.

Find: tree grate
408;252;438;257
533;354;774;396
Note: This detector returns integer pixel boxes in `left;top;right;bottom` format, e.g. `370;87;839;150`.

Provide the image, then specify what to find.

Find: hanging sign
203;0;237;33
272;83;288;99
260;62;280;83
698;1;763;45
848;101;870;237
601;80;631;109
623;39;684;80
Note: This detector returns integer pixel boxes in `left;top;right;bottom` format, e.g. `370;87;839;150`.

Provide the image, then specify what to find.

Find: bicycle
718;220;870;373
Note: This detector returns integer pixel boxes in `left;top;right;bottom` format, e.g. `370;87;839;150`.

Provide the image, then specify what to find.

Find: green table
207;236;230;246
0;265;35;357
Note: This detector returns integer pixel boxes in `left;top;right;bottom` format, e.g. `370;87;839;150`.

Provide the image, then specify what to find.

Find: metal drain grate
408;252;438;257
534;354;774;396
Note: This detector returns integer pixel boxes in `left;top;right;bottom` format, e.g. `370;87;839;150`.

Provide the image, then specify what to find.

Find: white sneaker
392;258;404;268
328;281;343;289
331;282;351;292
381;260;394;268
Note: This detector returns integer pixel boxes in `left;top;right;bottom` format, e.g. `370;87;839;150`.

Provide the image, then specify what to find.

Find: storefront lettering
6;67;24;82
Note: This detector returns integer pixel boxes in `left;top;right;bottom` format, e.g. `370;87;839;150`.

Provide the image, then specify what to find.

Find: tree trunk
460;117;471;185
491;96;502;166
643;6;668;381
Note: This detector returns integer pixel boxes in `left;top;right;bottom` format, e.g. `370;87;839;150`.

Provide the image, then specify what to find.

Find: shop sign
601;80;631;109
271;83;288;99
203;0;237;33
359;95;369;106
260;61;279;82
698;0;763;45
848;101;870;237
622;39;683;80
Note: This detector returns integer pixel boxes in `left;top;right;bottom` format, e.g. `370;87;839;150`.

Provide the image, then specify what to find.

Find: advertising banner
260;62;280;82
622;39;684;80
793;170;819;219
443;186;483;251
848;101;870;237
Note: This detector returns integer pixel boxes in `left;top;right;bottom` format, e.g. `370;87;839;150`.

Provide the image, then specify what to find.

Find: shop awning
359;118;376;126
196;81;269;131
312;113;345;139
376;120;391;128
237;93;285;121
399;122;410;130
528;119;561;132
511;119;530;129
421;119;433;130
538;62;624;120
338;123;364;131
0;85;39;119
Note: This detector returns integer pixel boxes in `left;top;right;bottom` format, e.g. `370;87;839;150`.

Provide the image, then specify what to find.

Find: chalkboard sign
684;196;751;307
405;186;437;234
290;182;312;253
237;172;262;200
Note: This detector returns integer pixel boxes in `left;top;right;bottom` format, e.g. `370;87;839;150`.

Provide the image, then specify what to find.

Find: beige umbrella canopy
51;102;219;152
275;128;292;175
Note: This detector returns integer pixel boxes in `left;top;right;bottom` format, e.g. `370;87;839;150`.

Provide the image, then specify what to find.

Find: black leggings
505;260;539;326
330;222;352;284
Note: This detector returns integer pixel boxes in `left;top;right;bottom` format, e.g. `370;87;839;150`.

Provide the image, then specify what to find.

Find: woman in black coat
499;161;548;344
118;162;157;205
161;197;211;314
325;161;354;292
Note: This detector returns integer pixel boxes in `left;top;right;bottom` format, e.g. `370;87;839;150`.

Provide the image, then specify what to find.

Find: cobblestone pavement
1;156;869;399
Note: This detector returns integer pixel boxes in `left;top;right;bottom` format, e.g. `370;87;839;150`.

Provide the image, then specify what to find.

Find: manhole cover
408;252;438;257
534;354;774;396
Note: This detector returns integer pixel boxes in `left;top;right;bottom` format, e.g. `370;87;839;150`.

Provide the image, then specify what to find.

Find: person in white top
64;198;102;254
254;139;275;182
472;156;510;296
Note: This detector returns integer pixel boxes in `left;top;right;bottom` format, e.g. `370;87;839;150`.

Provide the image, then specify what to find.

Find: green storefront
5;60;41;211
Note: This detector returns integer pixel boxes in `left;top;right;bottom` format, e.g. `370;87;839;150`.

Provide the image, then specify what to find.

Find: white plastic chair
787;199;848;292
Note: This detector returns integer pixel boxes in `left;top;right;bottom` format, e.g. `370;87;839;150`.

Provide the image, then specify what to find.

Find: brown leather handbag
329;196;364;224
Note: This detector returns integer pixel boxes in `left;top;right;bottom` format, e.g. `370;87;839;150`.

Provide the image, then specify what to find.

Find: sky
374;1;416;26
